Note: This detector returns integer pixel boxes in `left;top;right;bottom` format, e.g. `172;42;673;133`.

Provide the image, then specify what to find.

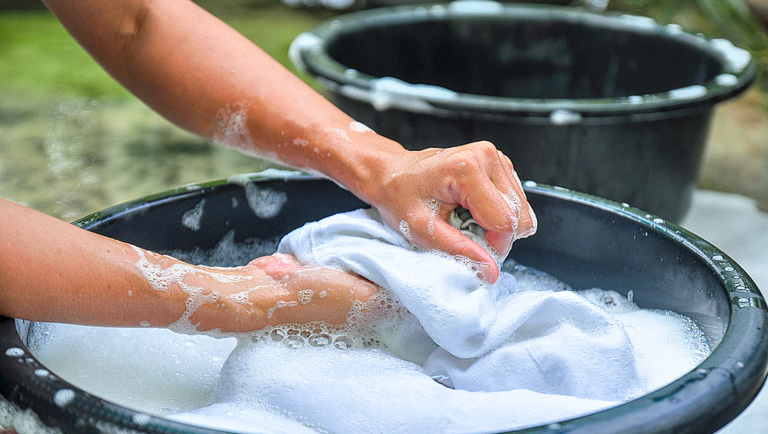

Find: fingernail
479;261;497;283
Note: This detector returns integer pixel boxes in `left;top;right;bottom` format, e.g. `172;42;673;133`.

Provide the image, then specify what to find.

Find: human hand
362;141;537;283
176;254;381;333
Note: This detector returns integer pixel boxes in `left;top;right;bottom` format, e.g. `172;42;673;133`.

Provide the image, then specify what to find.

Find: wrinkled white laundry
173;208;703;433
277;208;642;400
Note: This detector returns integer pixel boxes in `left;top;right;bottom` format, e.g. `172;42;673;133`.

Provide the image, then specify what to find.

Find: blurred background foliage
0;0;766;219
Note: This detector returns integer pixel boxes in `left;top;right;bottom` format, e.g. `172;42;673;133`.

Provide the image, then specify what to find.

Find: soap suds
181;199;205;231
669;85;707;100
52;389;75;408
288;32;323;75
323;126;352;143
213;103;256;156
227;176;288;219
349;121;374;133
399;220;412;241
425;198;440;237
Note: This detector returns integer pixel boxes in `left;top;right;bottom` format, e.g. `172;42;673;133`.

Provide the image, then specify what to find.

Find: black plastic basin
289;2;756;222
0;173;766;433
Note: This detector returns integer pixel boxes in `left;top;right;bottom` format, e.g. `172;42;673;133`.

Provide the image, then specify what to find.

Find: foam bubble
399;220;412;241
448;0;503;14
5;348;24;358
710;38;751;72
181;199;205;231
0;396;65;434
715;73;738;87
349;121;374;133
359;77;458;113
666;23;683;34
163;230;281;267
132;413;152;426
288;32;322;75
53;389;75;408
425;198;440;237
549;109;582;125
669;85;707;100
131;245;258;334
212;103;257;156
297;289;315;304
225;179;288;220
619;14;657;29
266;300;299;319
323;126;352;143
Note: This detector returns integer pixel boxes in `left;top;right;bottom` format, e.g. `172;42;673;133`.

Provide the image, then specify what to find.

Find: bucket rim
290;1;757;118
0;174;765;434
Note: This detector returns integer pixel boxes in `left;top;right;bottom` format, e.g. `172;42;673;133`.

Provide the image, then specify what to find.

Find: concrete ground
682;190;768;433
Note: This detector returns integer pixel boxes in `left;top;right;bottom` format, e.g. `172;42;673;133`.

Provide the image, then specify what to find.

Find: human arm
0;198;379;332
41;0;536;282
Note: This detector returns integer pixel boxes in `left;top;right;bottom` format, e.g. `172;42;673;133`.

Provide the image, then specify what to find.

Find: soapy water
25;230;710;432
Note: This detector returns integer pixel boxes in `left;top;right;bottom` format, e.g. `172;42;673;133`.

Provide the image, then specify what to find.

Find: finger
455;149;536;252
408;212;499;283
494;150;537;238
449;170;518;255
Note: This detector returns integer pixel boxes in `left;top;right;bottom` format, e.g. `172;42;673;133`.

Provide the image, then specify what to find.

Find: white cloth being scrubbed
171;207;678;433
276;208;643;401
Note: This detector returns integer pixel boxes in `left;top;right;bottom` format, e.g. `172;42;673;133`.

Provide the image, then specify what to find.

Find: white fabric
176;342;619;434
277;208;642;401
179;208;645;433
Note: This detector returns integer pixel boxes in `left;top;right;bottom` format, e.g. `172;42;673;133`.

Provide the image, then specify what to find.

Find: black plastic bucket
0;173;766;433
289;2;756;222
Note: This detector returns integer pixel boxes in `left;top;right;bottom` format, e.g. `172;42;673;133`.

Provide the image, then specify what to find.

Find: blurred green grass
0;1;333;218
0;1;329;102
0;11;131;101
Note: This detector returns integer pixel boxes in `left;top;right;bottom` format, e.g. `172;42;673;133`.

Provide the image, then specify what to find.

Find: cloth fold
277;208;642;401
179;208;649;433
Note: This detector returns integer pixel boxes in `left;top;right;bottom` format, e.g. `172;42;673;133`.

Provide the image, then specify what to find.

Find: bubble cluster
163;230;281;267
53;389;75;408
425;198;440;237
323;126;352;143
266;300;299;319
242;183;288;219
130;245;258;334
212;103;255;156
250;289;407;353
181;199;206;231
297;289;315;304
4;348;24;358
349;121;374;133
398;220;412;241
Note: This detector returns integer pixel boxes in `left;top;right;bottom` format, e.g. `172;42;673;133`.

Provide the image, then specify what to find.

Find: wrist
315;126;407;207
